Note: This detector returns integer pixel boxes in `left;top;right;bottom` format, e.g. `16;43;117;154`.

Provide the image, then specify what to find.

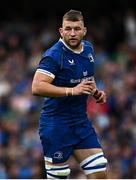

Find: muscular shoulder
82;40;95;58
42;41;63;63
83;40;94;49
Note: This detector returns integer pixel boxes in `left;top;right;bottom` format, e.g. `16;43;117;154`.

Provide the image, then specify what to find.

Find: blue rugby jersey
37;39;95;125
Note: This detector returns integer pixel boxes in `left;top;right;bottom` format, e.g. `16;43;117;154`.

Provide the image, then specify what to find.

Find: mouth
69;38;77;40
69;38;78;43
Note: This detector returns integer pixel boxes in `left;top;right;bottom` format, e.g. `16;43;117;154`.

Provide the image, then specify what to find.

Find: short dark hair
63;9;84;22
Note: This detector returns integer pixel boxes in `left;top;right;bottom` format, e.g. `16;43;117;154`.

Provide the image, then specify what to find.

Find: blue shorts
39;120;101;163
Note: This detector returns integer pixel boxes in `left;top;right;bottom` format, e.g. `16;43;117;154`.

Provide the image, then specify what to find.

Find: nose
70;29;76;36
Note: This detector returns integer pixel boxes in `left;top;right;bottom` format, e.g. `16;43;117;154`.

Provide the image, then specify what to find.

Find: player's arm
90;77;107;104
32;71;96;97
32;71;67;97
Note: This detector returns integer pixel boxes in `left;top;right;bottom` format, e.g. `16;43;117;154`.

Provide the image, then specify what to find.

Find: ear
84;27;87;36
59;27;63;37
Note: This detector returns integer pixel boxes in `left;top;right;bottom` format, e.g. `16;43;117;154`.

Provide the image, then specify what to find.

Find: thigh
73;121;103;162
74;120;102;150
39;125;75;164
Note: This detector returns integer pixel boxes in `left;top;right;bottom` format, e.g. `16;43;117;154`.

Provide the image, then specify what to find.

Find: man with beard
32;9;108;179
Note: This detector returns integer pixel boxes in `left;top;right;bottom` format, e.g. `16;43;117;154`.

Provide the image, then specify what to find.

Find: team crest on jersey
68;59;75;65
53;151;63;160
88;54;94;62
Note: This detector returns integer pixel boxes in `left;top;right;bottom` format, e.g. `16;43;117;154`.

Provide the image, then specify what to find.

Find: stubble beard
65;38;81;50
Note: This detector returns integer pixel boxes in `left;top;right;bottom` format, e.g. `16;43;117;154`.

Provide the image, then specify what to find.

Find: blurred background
0;0;136;178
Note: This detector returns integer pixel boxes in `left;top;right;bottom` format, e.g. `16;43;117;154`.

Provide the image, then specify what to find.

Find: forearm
32;81;72;97
32;73;97;98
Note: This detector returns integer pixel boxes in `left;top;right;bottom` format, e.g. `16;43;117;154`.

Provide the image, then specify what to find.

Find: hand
95;90;107;104
73;80;97;95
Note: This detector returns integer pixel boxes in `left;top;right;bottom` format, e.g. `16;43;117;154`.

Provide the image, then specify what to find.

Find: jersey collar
59;38;84;54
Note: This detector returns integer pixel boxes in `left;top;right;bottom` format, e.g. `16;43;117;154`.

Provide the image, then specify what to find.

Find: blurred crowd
0;9;136;179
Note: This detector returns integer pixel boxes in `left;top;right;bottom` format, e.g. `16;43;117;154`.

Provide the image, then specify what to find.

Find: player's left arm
93;89;107;104
89;44;107;104
89;77;107;104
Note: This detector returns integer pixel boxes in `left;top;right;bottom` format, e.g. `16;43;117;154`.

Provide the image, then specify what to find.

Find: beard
64;38;82;50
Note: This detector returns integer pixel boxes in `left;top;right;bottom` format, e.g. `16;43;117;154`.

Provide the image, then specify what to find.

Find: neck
60;38;83;54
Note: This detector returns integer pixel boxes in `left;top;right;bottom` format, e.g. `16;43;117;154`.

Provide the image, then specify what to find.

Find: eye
65;27;71;31
74;27;81;31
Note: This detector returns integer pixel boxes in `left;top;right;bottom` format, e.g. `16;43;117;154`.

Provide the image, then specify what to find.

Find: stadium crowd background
0;0;136;178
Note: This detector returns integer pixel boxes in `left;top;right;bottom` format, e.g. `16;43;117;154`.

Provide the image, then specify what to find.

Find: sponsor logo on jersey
70;76;94;83
53;151;63;160
68;59;75;65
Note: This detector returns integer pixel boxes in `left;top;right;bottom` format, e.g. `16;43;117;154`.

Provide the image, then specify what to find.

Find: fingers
74;80;97;95
82;91;91;95
96;91;106;104
81;85;95;94
74;80;107;103
81;80;95;85
80;80;96;94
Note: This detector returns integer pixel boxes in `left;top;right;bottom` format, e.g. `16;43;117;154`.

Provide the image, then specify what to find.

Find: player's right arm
32;55;98;97
32;71;66;97
32;71;96;97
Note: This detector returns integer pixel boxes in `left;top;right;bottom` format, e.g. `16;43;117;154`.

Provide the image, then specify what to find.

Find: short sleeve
36;57;60;79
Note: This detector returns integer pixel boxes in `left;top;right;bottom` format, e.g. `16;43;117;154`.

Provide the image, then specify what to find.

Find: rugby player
32;9;107;179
